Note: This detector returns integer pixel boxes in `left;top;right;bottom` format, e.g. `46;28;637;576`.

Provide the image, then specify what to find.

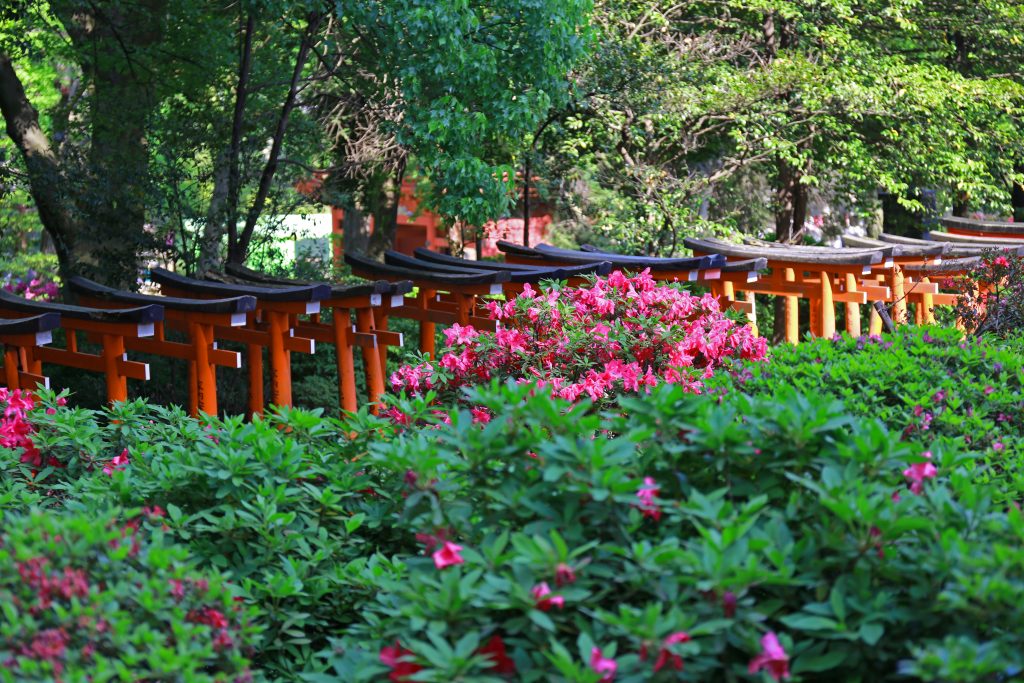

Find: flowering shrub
2;269;60;301
946;251;1024;336
0;508;256;681
389;270;767;411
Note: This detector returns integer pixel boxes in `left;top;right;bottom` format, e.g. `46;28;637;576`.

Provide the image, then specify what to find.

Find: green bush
0;507;257;682
8;328;1024;681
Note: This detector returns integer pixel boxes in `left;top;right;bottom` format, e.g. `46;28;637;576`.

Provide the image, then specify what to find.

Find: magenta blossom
748;632;790;681
902;451;937;495
531;581;564;611
590;647;617;682
431;541;465;570
103;448;130;476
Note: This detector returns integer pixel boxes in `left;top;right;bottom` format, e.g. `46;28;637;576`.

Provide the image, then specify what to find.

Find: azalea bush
0;508;257;682
389;270;767;416
5;326;1024;681
1;269;60;301
712;327;1024;504
945;251;1024;336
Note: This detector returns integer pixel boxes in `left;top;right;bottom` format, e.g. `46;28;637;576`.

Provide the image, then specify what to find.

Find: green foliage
7;336;1024;682
0;507;257;682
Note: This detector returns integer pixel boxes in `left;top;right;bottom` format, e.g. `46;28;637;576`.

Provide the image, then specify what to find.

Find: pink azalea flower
993;442;1005;452
748;632;790;681
431;540;464;570
635;476;661;521
380;641;423;682
590;647;617;682
531;581;564;611
555;562;576;586
103;448;130;476
652;631;691;672
902;451;937;495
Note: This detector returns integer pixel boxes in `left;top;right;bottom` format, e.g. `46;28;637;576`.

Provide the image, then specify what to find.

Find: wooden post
844;272;860;336
101;334;128;404
892;266;907;326
921;277;936;324
418;288;437;358
247;344;263;417
332;310;358;413
819;271;835;338
3;346;19;389
266;311;292;408
356;307;386;406
191;322;217;416
784;267;799;344
745;291;758;337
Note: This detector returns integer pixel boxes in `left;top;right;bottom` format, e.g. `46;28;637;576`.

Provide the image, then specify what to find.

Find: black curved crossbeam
0;289;164;324
69;276;256;314
842;235;948;258
683;237;884;266
875;232;1024;258
384;251;600;284
523;242;725;270
150;267;329;303
577;244;765;275
0;313;61;335
223;263;413;298
345;252;511;286
941;215;1024;236
413;248;614;277
901;257;983;275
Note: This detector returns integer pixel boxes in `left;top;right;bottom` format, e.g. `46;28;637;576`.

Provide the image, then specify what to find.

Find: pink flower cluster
2;272;60;302
390;270;767;411
1;389;68;470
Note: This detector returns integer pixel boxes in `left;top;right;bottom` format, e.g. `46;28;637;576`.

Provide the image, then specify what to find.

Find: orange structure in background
330;179;552;262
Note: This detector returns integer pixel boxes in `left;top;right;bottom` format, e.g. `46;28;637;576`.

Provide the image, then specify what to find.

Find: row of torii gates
1;215;1020;416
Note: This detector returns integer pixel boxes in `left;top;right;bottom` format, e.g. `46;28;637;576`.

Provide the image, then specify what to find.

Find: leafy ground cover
2;317;1023;682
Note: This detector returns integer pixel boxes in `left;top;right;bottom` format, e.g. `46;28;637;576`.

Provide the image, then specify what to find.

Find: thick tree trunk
342;204;372;254
0;53;78;281
366;160;407;259
1012;165;1024;222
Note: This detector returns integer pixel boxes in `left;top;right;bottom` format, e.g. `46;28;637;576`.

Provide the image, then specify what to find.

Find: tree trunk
522;154;531;247
342;204;372;254
0;53;78;281
230;11;322;264
1012;165;1024;222
366;160;407;259
202;12;254;274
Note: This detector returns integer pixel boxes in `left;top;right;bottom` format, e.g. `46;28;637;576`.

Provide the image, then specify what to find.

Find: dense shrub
0;508;257;682
389;270;767;415
7;327;1024;681
947;252;1024;336
711;327;1024;503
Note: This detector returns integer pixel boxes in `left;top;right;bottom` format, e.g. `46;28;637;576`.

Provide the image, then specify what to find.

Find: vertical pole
418;288;437;358
819;270;835;338
4;346;19;389
844;273;860;337
373;307;389;373
356;307;385;408
101;334;128;404
892;266;907;326
192;323;217;416
332;307;359;413
784;267;799;344
267;311;292;408
247;343;263;417
922;277;936;325
745;291;758;337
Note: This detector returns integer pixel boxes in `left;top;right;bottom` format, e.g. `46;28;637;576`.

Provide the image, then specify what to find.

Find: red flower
102;448;130;476
432;541;465;570
648;631;690;672
479;635;516;674
902;451;937;495
635;476;661;521
531;581;564;611
590;646;617;682
554;563;576;586
723;591;737;618
748;632;790;681
380;641;422;682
